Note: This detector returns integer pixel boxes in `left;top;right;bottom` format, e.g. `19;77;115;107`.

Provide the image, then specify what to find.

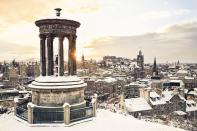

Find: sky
0;0;197;63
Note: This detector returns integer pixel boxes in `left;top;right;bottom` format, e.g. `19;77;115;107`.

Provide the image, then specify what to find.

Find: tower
81;52;85;69
81;52;85;62
137;50;144;70
152;57;158;76
136;50;145;78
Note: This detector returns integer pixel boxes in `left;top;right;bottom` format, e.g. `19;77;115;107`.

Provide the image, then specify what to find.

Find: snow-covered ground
0;109;185;131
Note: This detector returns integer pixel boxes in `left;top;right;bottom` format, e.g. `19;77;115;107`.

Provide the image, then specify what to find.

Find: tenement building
14;8;97;124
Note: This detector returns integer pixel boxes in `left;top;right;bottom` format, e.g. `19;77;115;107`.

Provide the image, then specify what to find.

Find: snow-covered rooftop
125;82;140;87
0;109;185;131
125;98;152;112
95;77;117;83
150;91;160;98
150;91;185;105
0;89;19;94
104;77;117;83
177;70;188;74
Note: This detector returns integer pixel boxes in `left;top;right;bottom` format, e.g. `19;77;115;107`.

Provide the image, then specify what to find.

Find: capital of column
58;35;65;41
67;34;77;41
39;34;46;40
46;33;55;40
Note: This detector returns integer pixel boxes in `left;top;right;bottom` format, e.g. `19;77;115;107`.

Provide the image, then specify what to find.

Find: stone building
84;76;124;103
7;67;19;86
94;77;118;102
149;91;186;115
140;88;186;115
124;82;141;98
19;64;27;76
161;79;185;91
186;100;197;121
183;76;197;89
26;62;40;77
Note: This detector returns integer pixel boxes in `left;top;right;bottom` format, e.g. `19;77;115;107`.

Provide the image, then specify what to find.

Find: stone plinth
29;76;86;107
63;103;70;125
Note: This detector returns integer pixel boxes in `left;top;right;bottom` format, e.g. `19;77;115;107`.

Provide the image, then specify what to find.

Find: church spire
139;50;142;55
152;57;158;76
81;52;85;62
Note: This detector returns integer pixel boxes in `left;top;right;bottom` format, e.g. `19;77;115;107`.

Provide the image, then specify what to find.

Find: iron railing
15;98;30;121
33;107;64;123
16;105;28;121
15;98;94;124
70;106;93;123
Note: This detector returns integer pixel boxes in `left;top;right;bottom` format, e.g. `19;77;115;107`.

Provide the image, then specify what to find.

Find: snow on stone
104;77;117;83
95;77;117;83
150;91;160;98
173;111;187;116
184;76;194;80
188;91;195;95
125;98;152;112
29;76;87;89
35;76;81;82
0;109;185;131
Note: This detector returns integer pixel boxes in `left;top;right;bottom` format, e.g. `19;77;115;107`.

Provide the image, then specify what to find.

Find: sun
52;39;93;61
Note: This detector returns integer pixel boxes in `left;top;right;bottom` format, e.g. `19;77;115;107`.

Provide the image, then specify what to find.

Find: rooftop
125;98;152;112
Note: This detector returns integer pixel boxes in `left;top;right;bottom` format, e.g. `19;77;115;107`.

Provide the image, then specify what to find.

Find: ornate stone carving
39;24;76;35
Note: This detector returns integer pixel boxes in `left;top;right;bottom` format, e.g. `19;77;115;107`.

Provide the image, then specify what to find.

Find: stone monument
15;8;96;124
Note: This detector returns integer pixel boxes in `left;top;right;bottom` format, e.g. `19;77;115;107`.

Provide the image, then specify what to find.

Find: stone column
72;37;77;75
68;35;72;76
68;35;77;75
58;36;64;76
63;103;70;125
39;34;46;76
46;34;54;76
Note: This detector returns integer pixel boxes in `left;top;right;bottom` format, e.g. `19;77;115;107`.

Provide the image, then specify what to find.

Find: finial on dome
54;8;62;17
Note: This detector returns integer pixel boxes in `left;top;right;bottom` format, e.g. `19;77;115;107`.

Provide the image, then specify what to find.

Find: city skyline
0;0;197;62
0;3;197;130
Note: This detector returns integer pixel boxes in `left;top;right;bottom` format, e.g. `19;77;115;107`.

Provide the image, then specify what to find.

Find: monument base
29;76;86;107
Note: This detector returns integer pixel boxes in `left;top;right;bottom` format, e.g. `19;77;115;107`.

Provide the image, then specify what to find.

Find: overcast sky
0;0;197;63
